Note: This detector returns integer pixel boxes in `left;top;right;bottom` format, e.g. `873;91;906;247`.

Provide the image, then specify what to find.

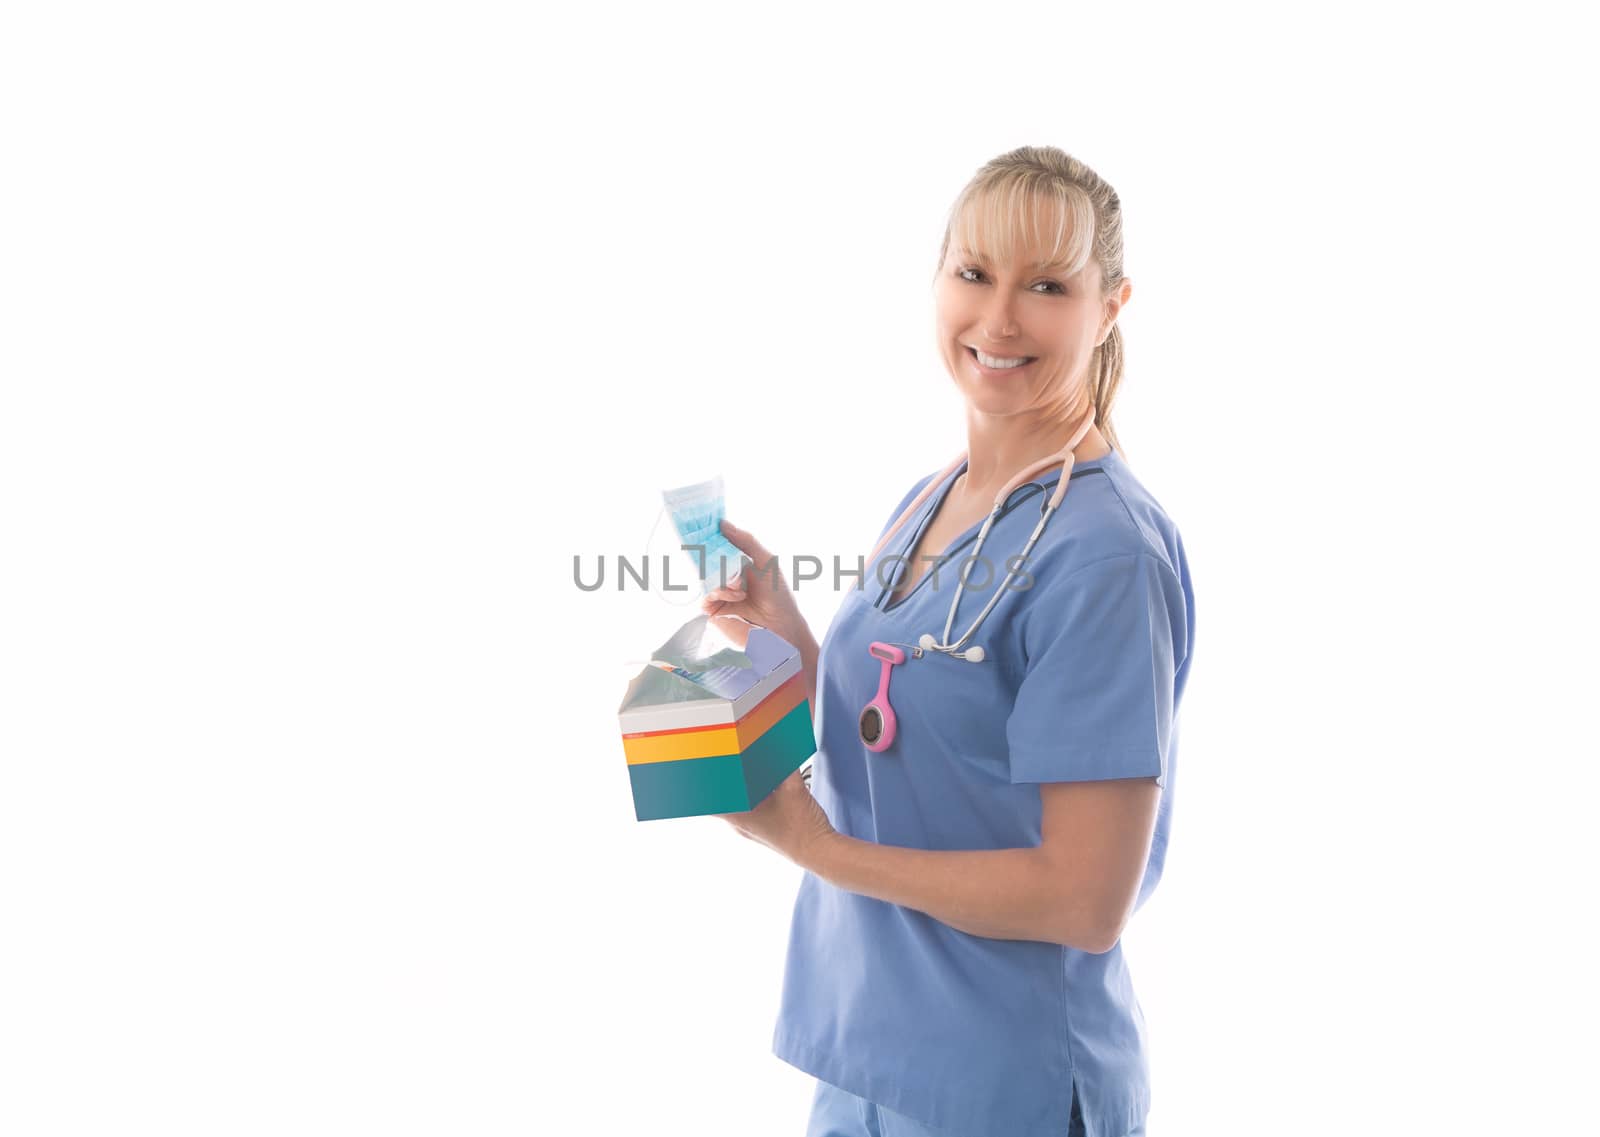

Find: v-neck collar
873;453;1114;614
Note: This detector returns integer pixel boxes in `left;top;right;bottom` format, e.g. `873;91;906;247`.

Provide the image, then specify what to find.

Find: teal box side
741;700;816;803
629;753;749;821
628;700;817;822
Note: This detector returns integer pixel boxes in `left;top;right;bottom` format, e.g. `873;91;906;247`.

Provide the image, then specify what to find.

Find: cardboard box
619;616;816;821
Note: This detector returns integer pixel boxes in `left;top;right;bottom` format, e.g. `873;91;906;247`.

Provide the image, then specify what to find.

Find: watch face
859;705;883;745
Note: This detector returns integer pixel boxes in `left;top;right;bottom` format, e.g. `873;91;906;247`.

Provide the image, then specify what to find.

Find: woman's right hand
698;519;813;654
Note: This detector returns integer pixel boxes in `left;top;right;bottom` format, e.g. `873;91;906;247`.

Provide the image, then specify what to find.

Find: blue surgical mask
661;475;743;592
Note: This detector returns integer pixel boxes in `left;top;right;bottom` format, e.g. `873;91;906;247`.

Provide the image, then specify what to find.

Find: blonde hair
934;146;1131;454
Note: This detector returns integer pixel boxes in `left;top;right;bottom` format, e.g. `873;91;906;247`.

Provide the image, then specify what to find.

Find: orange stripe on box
620;673;808;765
733;672;806;749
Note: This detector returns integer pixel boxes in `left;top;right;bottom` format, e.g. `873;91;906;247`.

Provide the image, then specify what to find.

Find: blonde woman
707;146;1194;1137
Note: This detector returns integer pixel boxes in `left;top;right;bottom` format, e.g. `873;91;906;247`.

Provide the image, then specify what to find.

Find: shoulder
874;469;942;543
897;470;939;512
1017;457;1194;671
1040;453;1189;591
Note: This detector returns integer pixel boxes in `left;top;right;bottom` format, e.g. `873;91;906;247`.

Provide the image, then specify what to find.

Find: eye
957;266;1066;295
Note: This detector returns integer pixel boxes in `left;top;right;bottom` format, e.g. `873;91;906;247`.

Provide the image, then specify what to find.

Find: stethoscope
856;412;1098;752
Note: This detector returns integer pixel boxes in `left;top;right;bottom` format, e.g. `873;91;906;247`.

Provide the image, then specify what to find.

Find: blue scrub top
771;448;1195;1137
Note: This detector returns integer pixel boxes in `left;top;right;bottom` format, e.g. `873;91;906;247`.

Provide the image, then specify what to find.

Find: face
933;219;1125;421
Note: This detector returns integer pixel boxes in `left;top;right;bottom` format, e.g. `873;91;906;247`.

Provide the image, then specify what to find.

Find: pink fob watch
859;641;905;751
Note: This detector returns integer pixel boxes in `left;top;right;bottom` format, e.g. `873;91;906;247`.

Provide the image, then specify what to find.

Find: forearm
800;830;1103;949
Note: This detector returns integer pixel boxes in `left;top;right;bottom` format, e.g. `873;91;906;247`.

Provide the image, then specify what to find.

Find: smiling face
933;192;1120;420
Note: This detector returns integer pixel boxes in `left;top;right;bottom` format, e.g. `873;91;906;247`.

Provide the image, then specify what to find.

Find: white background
3;2;1596;1134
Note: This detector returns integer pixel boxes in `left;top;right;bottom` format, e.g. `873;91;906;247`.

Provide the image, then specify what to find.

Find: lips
966;345;1037;373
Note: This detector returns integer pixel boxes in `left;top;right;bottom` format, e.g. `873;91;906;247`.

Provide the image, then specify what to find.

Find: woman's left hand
717;767;836;870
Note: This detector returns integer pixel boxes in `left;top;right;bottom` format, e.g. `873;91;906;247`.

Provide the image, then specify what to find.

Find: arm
799;776;1160;952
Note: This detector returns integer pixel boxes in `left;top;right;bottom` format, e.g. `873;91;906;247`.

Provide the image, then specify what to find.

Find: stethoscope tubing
868;412;1097;658
939;496;1057;653
854;412;1098;749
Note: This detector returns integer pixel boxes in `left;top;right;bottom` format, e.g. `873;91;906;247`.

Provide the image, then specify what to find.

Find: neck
959;395;1109;501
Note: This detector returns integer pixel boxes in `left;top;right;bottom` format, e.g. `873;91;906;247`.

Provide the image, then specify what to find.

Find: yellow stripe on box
622;672;807;765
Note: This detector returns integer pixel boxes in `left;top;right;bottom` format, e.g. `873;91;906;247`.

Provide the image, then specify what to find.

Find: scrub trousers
805;1078;1147;1137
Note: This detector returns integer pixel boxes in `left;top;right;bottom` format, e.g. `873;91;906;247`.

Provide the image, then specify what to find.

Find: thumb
719;518;772;565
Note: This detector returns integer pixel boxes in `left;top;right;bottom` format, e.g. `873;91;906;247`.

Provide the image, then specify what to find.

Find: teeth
974;348;1031;369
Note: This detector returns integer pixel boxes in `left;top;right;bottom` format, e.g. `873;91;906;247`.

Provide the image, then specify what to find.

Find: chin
956;382;1032;416
948;364;1021;399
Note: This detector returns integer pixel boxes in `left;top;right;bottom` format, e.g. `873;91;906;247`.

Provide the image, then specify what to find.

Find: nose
982;291;1020;341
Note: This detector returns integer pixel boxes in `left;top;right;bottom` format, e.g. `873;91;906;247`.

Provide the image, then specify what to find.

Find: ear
1096;278;1134;347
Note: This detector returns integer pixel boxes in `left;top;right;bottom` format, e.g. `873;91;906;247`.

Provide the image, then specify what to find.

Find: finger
700;594;748;623
719;519;772;565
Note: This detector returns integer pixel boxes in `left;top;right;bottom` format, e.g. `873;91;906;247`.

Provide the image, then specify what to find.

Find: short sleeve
1005;552;1188;788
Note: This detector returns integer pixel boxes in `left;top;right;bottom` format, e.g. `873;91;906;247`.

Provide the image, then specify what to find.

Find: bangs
949;180;1096;278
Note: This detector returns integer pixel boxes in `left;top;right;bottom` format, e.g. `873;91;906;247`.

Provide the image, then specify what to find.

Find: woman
704;146;1194;1137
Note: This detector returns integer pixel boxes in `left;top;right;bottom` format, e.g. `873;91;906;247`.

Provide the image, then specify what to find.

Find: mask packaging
644;615;754;700
661;475;744;594
618;614;815;821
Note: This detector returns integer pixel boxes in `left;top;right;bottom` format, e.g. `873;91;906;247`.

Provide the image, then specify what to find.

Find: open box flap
618;615;798;714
